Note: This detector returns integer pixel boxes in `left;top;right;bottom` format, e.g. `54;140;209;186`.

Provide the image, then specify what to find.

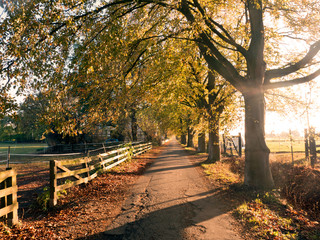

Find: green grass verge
0;143;48;154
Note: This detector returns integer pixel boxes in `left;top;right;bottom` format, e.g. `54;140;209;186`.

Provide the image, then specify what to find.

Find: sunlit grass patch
201;158;242;187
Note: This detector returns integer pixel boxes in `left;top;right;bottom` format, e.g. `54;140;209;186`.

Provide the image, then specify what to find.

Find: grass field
0;143;48;154
266;139;306;152
0;143;62;165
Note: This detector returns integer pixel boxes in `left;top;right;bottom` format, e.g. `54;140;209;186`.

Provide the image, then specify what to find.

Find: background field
266;139;306;153
0;140;310;153
0;143;48;154
0;140;314;168
0;143;87;166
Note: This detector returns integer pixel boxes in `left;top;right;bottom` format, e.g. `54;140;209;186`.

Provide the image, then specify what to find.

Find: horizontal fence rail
50;142;152;207
99;143;151;171
0;169;18;226
44;141;124;154
49;157;97;207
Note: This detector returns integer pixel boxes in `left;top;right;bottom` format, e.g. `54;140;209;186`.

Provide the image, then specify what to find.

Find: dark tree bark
181;134;187;145
243;90;274;188
131;109;138;142
178;0;275;188
187;127;194;148
206;71;221;162
207;117;220;162
197;132;206;153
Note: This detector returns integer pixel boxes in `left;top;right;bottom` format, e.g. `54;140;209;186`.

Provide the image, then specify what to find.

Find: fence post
305;129;309;161
6;146;10;169
6;175;12;225
7;170;18;226
238;133;242;157
0;170;18;226
82;158;90;179
309;127;317;168
49;160;57;207
289;129;294;166
222;134;226;154
229;138;233;156
102;143;106;153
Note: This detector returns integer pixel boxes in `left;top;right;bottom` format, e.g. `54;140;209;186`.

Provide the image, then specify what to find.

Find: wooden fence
221;133;243;157
99;142;151;171
50;142;152;207
0;169;18;226
45;141;123;154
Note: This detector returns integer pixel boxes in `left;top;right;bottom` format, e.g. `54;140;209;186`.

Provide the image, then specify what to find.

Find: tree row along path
103;139;242;240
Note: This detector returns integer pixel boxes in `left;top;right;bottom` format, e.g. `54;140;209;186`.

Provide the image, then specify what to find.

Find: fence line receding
50;142;152;207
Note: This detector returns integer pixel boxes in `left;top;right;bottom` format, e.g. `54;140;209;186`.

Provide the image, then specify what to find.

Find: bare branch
207;35;238;52
264;68;320;90
177;0;244;88
265;92;305;105
265;40;320;81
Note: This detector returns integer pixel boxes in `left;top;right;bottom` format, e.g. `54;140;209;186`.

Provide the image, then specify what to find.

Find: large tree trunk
207;117;220;162
197;132;206;153
206;71;221;162
187;127;194;148
243;91;274;189
181;134;187;145
131;110;138;142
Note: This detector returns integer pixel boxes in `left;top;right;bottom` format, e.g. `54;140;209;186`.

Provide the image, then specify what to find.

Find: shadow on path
76;140;242;240
76;182;239;240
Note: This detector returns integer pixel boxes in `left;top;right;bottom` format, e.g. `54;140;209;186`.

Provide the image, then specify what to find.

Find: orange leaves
86;66;94;74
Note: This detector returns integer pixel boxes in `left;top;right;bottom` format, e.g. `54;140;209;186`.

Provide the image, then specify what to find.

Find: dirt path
103;139;242;240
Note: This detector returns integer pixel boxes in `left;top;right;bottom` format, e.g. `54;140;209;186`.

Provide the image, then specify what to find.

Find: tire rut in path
104;140;242;240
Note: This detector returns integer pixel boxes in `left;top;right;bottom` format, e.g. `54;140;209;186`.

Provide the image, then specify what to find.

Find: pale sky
267;81;320;135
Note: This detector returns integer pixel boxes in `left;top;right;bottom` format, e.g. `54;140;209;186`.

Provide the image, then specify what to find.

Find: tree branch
264;68;320;90
124;49;147;79
198;33;244;86
178;0;244;88
265;40;320;81
192;0;248;57
247;0;264;60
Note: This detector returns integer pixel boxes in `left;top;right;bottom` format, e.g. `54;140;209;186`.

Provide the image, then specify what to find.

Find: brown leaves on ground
0;146;163;240
282;166;320;219
186;148;320;239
